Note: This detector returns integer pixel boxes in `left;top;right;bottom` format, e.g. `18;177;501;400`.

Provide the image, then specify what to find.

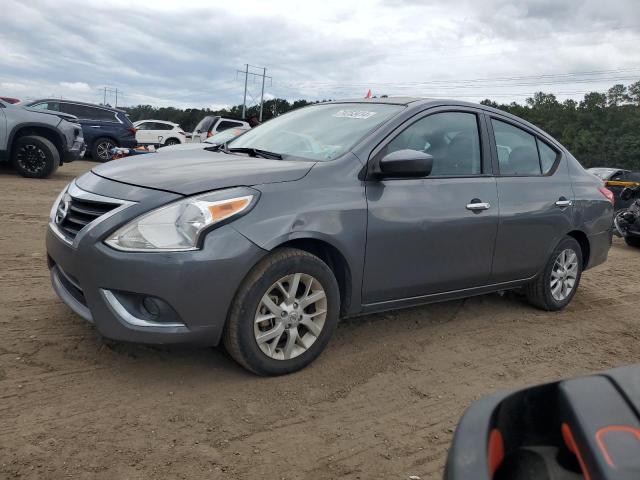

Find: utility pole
99;86;122;107
259;67;266;122
242;64;248;119
236;65;272;120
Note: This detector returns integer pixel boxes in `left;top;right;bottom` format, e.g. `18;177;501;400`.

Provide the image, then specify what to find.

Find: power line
274;67;640;89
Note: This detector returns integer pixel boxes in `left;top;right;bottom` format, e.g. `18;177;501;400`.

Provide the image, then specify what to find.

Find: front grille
58;197;119;240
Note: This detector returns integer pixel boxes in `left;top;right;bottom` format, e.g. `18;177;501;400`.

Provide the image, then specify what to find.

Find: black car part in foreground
445;364;640;479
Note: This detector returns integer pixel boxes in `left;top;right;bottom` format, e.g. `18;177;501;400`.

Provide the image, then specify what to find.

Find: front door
487;116;574;283
362;109;499;304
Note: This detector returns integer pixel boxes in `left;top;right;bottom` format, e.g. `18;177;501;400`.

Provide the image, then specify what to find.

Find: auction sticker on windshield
332;110;378;119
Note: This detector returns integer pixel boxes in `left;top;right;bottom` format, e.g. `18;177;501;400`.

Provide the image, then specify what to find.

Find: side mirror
378;149;433;178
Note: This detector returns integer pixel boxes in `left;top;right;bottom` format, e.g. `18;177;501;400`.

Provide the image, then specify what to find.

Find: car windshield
227;103;404;161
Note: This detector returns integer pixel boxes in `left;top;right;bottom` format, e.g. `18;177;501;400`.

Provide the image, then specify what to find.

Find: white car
158;127;250;153
191;116;249;143
133;120;187;146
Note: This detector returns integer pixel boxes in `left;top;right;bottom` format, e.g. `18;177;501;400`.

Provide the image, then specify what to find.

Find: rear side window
32;102;60;111
492;119;541;175
217;120;243;132
384;111;482;176
537;140;558;174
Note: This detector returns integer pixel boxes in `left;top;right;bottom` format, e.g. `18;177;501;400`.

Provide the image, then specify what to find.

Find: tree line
123;81;640;170
481;81;640;170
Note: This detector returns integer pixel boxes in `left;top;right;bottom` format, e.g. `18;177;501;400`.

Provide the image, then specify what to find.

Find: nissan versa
47;98;614;375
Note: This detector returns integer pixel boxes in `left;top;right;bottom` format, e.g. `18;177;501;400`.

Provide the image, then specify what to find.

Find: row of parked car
0;95;250;177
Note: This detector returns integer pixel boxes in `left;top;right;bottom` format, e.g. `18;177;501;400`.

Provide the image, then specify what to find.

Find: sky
1;0;639;109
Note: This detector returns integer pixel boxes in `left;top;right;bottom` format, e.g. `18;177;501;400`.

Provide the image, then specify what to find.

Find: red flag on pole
364;89;372;99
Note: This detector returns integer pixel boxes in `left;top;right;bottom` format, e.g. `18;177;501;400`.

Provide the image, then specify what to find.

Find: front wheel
12;135;59;178
163;138;180;146
223;248;340;375
524;236;583;311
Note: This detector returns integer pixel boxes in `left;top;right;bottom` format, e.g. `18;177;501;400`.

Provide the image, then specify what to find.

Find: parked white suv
133;120;186;146
191;116;249;143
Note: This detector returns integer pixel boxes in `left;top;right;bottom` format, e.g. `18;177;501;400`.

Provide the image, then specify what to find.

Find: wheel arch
9;124;65;162
273;236;353;316
566;230;590;269
93;135;119;148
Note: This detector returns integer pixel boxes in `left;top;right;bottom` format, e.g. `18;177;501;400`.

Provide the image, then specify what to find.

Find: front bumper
63;140;86;162
46;177;266;346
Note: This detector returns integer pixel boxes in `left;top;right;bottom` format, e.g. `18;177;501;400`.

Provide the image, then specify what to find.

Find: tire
11;135;59;178
91;137;118;162
524;236;583;311
625;236;640;248
223;248;340;376
163;138;180;146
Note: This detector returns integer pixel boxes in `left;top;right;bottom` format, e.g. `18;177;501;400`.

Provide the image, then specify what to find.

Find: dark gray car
46;98;613;375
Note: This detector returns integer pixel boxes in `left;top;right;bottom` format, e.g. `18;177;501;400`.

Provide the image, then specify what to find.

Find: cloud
0;0;639;108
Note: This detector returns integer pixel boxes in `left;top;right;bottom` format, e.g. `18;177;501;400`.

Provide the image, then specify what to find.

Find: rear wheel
12;135;59;178
224;248;340;375
92;137;117;162
524;236;583;311
625;236;640;248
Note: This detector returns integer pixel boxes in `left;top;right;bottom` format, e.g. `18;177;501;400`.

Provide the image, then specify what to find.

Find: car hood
22;106;78;121
92;149;316;195
155;142;209;153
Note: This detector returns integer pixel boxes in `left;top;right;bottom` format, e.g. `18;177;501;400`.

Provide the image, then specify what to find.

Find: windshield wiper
227;147;283;160
204;143;227;153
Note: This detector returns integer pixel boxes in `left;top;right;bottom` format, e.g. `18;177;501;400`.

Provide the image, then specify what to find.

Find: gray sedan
47;98;613;375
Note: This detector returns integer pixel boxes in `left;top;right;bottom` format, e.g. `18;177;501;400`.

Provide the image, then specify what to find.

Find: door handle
89;125;101;128
555;199;573;208
466;202;491;211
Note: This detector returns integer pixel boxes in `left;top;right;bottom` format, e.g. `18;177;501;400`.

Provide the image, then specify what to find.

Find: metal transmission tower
236;65;272;121
99;86;121;107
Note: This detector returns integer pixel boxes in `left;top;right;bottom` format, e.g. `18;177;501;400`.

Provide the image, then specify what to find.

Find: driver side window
384;112;482;176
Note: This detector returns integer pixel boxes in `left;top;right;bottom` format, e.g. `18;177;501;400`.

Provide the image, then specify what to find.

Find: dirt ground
1;160;640;480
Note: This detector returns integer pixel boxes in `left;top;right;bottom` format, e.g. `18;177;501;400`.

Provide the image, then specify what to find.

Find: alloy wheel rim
97;141;114;160
17;144;47;174
254;273;327;360
550;248;578;301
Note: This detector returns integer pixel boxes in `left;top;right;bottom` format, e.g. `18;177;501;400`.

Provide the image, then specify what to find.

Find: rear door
487;115;574;283
362;107;499;304
135;121;154;144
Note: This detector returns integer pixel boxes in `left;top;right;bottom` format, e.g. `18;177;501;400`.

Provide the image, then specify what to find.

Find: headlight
105;189;258;252
50;183;71;223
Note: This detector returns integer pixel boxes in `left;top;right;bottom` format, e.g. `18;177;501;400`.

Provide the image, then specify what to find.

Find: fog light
142;296;162;317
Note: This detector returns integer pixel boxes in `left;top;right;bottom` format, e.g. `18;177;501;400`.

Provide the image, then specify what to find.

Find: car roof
134;119;178;125
28;98;126;113
324;96;427;106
